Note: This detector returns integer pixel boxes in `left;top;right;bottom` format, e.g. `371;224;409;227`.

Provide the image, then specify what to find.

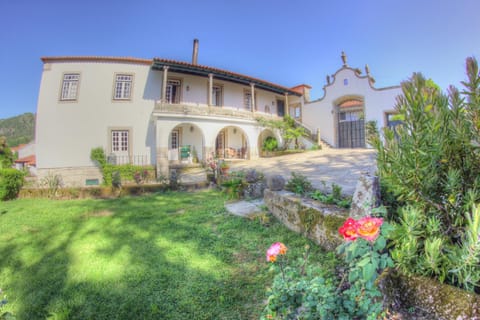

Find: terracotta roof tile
15;155;36;166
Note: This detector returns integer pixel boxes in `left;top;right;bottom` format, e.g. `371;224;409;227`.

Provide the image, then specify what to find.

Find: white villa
35;41;402;186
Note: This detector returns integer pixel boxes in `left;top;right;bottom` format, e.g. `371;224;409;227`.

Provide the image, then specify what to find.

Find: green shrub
90;147;107;167
0;169;25;201
40;173;63;198
262;136;278;152
372;57;480;292
90;148;154;187
220;171;245;199
285;172;312;196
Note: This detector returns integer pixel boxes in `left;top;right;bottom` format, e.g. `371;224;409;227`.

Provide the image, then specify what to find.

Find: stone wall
36;167;103;187
379;269;480;319
263;189;348;251
263;175;480;318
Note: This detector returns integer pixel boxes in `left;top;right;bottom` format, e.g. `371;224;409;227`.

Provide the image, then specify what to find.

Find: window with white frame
295;106;301;118
212;85;223;106
60;73;79;101
114;74;133;100
111;130;129;152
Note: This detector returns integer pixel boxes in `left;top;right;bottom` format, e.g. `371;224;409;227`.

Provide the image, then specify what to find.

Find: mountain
0;113;35;147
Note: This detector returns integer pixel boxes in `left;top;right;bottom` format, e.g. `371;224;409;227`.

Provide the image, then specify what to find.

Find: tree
257;115;307;150
0;136;14;168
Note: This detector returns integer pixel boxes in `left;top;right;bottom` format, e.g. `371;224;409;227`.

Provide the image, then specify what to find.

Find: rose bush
263;214;394;319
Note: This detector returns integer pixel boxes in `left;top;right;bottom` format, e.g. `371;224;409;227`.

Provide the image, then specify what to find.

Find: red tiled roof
339;99;363;108
41;56;303;96
290;84;312;94
11;144;26;152
15;155;36;166
41;56;152;65
152;58;303;96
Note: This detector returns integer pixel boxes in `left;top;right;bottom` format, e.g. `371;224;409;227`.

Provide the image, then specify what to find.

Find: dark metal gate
338;110;365;148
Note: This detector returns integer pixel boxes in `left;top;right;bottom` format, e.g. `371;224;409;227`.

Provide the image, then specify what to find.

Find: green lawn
0;190;335;320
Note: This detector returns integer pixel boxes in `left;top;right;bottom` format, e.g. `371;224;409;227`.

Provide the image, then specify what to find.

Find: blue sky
0;0;479;119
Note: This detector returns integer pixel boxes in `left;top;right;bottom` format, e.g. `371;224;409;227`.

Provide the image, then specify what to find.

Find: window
244;90;256;110
343;78;349;86
112;130;129;152
171;130;179;149
212;85;223;106
114;74;133;100
295;106;301;118
60;73;79;101
166;79;181;104
339;111;361;122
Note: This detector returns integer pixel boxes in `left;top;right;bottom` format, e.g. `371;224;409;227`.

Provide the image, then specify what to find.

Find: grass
0;190;337;320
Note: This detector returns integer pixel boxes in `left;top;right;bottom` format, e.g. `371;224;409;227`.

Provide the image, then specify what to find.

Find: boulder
267;175;285;191
350;173;381;219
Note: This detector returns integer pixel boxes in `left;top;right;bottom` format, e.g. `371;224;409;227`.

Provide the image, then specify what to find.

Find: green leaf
357;256;371;268
362;263;375;281
374;236;386;251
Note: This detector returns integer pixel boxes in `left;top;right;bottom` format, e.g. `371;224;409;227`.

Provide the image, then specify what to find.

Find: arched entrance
168;123;204;163
258;129;277;157
215;126;248;159
335;98;365;148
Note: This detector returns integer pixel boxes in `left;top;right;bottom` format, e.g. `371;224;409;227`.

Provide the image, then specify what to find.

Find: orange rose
356;217;383;242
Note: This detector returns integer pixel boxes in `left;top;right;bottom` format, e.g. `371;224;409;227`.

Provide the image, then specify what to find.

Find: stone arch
257;128;279;157
167;122;205;163
214;125;249;160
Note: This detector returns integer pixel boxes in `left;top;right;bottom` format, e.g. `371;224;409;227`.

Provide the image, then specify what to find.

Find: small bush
40;173;63;198
262;136;278;152
0;168;25;201
285;172;312;196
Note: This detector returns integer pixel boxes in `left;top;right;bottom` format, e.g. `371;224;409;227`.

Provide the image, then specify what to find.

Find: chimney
192;39;199;65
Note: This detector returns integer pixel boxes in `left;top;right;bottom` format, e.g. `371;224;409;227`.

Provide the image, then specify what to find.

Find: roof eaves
152;58;301;96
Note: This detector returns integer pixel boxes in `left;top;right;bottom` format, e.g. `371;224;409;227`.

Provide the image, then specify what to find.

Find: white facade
303;65;402;148
35;57;301;186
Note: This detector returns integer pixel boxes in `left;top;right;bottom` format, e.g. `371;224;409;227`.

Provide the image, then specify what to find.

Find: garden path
228;148;376;196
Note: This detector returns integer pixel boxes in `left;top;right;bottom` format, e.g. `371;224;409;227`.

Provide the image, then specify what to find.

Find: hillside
0;112;35;147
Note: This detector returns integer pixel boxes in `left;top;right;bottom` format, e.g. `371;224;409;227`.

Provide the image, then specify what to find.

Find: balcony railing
153;102;282;121
107;154;151;166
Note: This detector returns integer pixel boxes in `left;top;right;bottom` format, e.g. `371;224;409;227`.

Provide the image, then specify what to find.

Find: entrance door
169;129;180;161
338;110;365;148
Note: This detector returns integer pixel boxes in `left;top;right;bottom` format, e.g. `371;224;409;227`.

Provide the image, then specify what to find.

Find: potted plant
219;161;229;175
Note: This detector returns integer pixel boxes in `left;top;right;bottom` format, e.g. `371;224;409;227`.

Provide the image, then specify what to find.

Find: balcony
153;102;282;121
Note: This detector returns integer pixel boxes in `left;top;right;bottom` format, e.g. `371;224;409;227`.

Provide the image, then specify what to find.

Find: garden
0;190;337;319
0;57;479;319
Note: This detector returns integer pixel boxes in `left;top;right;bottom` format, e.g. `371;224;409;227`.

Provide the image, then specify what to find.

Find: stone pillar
161;66;169;103
284;92;289;118
204;145;215;161
156;146;169;178
250;83;256;114
350;173;381;219
208;73;213;106
155;119;170;178
317;128;321;144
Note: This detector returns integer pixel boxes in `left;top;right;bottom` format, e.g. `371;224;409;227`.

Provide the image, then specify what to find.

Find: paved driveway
228;149;377;195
